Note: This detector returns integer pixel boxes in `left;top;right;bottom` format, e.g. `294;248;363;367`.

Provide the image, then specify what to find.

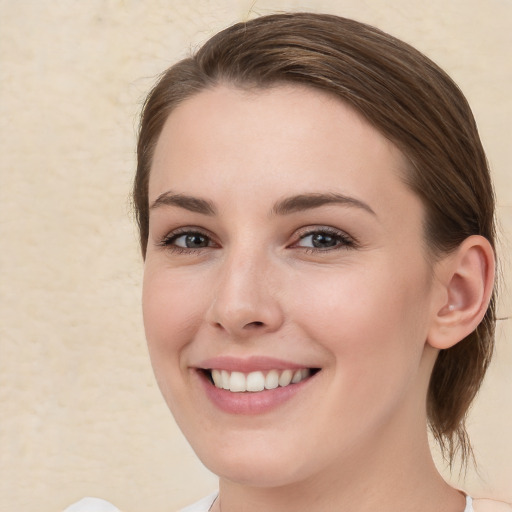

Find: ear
427;235;495;350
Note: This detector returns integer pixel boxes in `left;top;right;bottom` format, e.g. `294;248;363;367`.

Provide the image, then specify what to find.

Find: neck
213;418;464;512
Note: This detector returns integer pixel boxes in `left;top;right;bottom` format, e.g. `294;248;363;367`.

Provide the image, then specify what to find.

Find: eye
294;228;355;251
159;229;217;253
172;233;210;249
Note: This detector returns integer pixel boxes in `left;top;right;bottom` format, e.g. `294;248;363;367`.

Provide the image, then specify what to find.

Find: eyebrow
149;191;375;217
272;192;376;216
150;191;216;215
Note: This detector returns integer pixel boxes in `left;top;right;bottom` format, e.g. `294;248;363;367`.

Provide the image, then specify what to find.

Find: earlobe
427;235;495;350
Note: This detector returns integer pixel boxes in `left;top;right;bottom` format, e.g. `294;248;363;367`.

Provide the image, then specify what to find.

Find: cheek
291;262;432;381
142;268;211;421
142;269;203;369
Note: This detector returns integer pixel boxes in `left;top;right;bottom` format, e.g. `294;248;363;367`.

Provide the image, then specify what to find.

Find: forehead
149;84;418;220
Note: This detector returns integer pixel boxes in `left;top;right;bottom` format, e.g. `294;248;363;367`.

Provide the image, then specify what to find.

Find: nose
205;249;284;338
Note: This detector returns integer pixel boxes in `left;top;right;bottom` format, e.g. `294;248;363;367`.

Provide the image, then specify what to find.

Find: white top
179;492;218;511
63;493;482;512
62;497;121;512
178;494;475;512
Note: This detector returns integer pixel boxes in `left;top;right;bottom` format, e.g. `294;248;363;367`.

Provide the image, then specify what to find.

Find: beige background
0;1;510;511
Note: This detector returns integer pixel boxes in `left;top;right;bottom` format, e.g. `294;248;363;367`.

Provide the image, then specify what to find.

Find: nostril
245;321;264;328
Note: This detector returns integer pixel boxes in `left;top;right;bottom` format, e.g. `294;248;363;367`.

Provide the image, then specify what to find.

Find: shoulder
62;497;121;512
473;498;512;512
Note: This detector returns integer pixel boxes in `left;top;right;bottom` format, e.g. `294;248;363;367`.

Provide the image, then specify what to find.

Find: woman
66;12;509;512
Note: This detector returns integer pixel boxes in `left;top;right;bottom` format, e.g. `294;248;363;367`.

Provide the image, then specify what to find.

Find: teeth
278;369;293;387
291;369;303;383
221;370;230;390
230;372;246;392
246;371;264;392
209;368;313;393
211;369;222;387
264;370;279;390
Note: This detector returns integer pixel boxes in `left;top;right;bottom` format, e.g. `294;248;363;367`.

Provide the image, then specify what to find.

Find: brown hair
134;12;496;466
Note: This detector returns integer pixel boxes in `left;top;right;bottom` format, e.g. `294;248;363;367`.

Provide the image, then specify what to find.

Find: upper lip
195;356;316;373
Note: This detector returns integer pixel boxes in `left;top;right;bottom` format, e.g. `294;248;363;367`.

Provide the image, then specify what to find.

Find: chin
184;425;327;489
203;452;310;488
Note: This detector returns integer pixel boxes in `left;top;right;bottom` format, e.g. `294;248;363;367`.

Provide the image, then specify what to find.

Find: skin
142;85;473;512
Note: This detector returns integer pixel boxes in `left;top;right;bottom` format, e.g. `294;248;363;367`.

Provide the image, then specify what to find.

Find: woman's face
143;85;441;487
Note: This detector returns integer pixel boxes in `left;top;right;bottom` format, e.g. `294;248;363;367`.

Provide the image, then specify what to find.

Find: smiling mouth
201;368;320;393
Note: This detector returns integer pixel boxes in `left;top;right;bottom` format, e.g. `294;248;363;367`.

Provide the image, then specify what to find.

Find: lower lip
197;371;315;415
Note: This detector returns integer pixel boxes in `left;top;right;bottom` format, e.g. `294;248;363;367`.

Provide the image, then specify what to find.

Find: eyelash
293;227;357;253
157;226;357;255
158;228;216;254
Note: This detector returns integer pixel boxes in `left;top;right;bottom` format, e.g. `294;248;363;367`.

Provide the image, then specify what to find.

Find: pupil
186;234;207;248
312;233;336;248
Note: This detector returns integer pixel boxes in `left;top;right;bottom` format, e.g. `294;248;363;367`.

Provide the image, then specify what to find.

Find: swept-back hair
134;12;496;466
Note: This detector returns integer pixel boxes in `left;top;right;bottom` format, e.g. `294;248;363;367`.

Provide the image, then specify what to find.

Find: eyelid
290;226;357;250
157;226;219;250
